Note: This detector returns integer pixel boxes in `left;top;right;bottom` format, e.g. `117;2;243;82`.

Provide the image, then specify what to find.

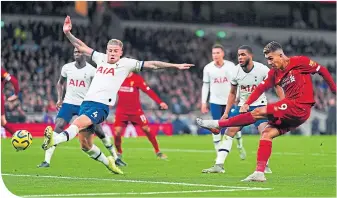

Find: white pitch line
22;188;267;197
61;146;331;156
2;173;271;190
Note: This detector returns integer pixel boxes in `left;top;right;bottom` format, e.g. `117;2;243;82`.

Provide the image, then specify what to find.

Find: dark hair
212;44;224;51
238;45;253;54
263;41;282;54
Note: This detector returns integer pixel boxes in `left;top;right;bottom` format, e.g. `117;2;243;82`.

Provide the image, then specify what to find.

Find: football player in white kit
41;16;193;174
38;48;126;168
201;44;246;161
201;45;284;174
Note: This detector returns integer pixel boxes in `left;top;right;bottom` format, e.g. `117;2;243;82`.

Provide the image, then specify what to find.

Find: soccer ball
11;130;33;151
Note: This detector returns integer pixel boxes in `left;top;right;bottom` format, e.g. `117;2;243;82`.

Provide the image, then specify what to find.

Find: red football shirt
115;73;162;115
246;56;336;105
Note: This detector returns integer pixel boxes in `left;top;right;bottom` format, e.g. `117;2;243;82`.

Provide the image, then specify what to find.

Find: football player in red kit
1;67;20;135
114;72;169;162
197;41;336;182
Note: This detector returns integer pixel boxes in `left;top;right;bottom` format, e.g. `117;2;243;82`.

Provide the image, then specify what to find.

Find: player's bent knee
73;115;92;130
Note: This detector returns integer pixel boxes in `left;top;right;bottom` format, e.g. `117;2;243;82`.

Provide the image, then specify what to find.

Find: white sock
235;131;243;149
216;135;233;165
44;145;56;164
53;125;79;145
206;120;219;128
101;136;118;159
212;133;221;156
85;144;109;166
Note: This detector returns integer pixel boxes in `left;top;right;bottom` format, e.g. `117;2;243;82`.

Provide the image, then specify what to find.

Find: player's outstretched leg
93;124;127;166
202;127;240;174
235;131;246;160
79;130;123;174
41;115;91;150
142;126;167;160
38;118;67;168
196;118;220;134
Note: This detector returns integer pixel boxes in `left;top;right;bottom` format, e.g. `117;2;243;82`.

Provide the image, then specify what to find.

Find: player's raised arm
63;16;93;56
143;61;194;70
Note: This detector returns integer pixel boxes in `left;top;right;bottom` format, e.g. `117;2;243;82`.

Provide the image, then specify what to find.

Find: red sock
3;123;15;135
114;134;123;154
218;112;256;127
256;140;272;172
145;131;160;153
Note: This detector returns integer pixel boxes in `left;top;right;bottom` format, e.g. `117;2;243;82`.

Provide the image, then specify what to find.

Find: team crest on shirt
130;81;134;86
309;60;317;67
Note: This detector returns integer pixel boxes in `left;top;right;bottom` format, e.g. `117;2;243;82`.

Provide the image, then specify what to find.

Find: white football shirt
231;61;269;106
84;51;143;106
203;60;236;105
61;62;96;105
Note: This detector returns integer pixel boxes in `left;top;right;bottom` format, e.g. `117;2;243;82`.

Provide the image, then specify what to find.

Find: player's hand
56;100;63;110
7;95;18;102
176;63;194;70
239;104;249;113
63;15;72;34
159;102;168;110
201;103;209;114
221;113;228;120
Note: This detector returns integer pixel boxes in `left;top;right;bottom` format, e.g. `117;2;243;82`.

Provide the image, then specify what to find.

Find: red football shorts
266;98;312;135
114;112;148;127
1;94;5;115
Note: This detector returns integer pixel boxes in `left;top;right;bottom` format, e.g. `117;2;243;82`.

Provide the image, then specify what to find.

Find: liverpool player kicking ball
114;72;169;161
196;41;336;182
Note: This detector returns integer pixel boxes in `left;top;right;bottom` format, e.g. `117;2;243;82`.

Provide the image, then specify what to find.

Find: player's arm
138;77;168;110
2;70;20;101
300;56;336;94
223;84;238;119
274;85;285;99
245;69;275;106
143;61;194;70
201;66;210;114
56;76;66;105
56;66;67;109
63;16;93;56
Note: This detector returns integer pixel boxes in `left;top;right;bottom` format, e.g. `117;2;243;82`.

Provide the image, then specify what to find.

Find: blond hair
107;39;123;49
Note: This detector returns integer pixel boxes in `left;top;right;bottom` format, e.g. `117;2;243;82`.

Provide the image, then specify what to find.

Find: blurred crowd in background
1;1;336;135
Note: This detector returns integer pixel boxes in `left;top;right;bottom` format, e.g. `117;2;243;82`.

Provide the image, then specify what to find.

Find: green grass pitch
1;135;336;197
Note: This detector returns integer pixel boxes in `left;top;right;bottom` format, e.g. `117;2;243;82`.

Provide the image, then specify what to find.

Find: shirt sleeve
261;64;270;79
124;58;144;73
202;66;210;83
60;65;67;78
230;66;239;85
91;51;105;64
